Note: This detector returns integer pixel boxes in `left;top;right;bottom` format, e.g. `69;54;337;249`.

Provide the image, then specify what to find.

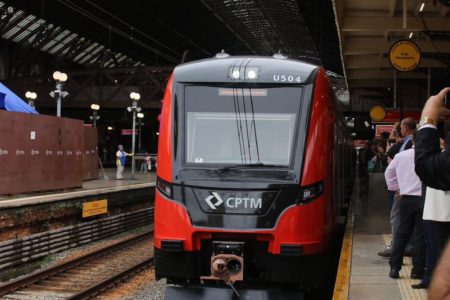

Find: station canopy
0;0;342;73
0;0;352;110
334;0;450;97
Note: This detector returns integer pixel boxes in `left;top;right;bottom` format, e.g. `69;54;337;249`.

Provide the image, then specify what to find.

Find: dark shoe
389;269;399;279
410;272;424;280
378;248;391;258
411;283;428;289
404;250;413;257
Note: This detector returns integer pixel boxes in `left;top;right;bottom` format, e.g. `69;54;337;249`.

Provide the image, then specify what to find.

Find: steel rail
68;257;154;300
0;230;153;297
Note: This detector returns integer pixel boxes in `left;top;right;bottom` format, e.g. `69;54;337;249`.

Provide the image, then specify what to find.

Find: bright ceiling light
90;104;100;110
25;91;37;99
59;73;68;82
419;2;425;11
130;92;141;100
53;71;61;80
53;71;68;82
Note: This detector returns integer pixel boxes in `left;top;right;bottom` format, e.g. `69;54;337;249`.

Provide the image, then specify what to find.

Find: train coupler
200;241;244;296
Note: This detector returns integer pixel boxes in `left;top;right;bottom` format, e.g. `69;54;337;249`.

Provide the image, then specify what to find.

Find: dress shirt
385;148;422;196
399;134;412;152
419;124;437;130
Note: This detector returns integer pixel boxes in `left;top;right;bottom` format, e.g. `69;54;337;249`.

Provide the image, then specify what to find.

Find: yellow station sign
82;199;108;218
370;106;386;122
389;40;421;72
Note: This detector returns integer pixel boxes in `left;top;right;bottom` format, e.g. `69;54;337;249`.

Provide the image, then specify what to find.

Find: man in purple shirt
384;132;425;279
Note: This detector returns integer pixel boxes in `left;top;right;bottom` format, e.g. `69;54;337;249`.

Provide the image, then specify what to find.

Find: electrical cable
56;0;180;63
85;0;183;58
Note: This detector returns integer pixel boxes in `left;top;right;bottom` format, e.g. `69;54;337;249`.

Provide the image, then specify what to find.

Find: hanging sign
389;40;421;72
369;106;386;122
121;129;139;135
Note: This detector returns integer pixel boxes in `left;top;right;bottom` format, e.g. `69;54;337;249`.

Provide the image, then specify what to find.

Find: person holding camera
414;87;450;297
415;87;450;189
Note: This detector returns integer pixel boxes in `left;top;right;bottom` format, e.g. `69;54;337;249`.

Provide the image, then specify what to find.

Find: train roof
173;55;320;84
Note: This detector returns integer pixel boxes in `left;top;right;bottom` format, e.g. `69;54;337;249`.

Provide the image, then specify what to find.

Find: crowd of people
360;87;450;299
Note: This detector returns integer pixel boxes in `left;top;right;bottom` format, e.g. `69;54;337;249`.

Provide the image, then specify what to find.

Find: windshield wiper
217;162;286;174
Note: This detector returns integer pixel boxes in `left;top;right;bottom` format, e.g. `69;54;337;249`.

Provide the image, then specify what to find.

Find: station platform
0;168;156;208
334;174;428;300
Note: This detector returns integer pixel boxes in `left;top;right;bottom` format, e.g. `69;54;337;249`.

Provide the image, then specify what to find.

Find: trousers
116;165;124;179
389;195;425;273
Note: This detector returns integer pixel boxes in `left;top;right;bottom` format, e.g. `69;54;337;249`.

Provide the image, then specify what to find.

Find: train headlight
245;67;259;80
230;69;240;79
157;178;173;199
228;67;259;80
247;70;257;79
297;181;324;204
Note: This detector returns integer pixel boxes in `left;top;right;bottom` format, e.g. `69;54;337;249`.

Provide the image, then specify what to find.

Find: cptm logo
205;192;224;210
204;192;262;210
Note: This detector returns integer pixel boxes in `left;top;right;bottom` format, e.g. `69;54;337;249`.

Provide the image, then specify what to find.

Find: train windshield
185;86;303;166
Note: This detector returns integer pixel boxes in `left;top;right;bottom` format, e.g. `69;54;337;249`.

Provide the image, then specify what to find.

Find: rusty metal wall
0;110;84;194
83;126;99;180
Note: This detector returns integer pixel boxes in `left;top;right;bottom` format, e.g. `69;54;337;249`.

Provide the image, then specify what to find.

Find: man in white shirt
116;145;132;179
384;133;425;280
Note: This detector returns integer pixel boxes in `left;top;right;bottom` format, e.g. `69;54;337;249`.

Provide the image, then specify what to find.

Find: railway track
0;231;154;300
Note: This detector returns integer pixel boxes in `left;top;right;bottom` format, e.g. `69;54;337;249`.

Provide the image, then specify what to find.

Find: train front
155;56;333;292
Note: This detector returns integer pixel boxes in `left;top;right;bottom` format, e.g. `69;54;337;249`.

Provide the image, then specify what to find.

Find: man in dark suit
414;87;450;297
415;87;450;189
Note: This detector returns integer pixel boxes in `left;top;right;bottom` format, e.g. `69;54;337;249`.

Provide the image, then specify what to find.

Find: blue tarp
0;82;38;114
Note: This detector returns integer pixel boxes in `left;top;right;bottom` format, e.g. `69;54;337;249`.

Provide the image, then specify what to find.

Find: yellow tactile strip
382;234;428;300
332;206;354;300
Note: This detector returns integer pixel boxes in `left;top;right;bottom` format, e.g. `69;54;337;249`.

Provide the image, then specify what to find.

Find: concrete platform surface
0;168;156;208
346;177;427;300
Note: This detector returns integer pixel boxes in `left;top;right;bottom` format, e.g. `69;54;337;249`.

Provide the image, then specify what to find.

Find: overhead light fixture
130;92;141;101
51;71;69;117
25;91;37;109
107;126;113;131
90;103;100;111
409;32;413;39
419;2;425;12
127;92;142;179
